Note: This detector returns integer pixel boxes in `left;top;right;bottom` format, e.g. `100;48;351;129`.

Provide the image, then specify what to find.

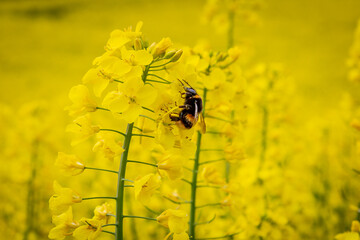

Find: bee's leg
179;91;186;99
179;104;191;110
169;113;180;121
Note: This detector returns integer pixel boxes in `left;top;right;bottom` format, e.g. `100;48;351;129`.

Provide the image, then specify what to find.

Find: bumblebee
170;80;206;133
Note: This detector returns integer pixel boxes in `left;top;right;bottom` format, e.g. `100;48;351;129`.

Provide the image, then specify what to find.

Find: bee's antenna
177;79;185;87
181;79;194;89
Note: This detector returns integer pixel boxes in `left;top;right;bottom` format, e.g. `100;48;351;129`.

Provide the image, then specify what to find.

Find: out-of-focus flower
66;114;100;146
134;173;161;203
66;85;97;116
48;207;79;240
93;132;124;160
93;202;113;224
73;218;102;240
102;77;157;123
49;181;82;215
202;166;225;185
157;209;189;240
55;152;85;176
157;153;184;180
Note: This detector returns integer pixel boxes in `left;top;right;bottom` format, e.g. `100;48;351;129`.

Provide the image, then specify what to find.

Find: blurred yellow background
1;0;360;109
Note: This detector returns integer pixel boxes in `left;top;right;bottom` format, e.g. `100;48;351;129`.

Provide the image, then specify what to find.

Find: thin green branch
96;107;111;112
199;158;226;165
141;106;155;113
82;197;117;200
196;203;222;209
102;230;116;236
84;166;118;174
194;214;216;226
196;185;222;189
99;128;126;137
128;160;158;168
163;196;192;205
102;224;118;227
147;74;171;83
132;134;155;138
182;178;193;185
139;115;156;122
146;79;171;84
123;215;157;221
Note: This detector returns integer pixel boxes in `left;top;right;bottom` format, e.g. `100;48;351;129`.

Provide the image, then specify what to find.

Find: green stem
139;115;156;122
115;123;134;240
258;106;268;175
149;60;172;68
189;88;207;240
24;141;39;240
84;167;118;174
142;65;151;83
127;160;158;168
102;224;118;227
227;8;235;49
100;129;126;137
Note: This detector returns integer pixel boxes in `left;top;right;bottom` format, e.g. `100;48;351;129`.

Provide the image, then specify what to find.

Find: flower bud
134;38;142;50
170;49;183;62
164;50;177;59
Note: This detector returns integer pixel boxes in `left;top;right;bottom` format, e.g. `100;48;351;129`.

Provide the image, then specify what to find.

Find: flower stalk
115;123;134;240
189;88;207;240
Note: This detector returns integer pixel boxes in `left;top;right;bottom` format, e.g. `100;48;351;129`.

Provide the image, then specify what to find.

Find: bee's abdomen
180;111;195;129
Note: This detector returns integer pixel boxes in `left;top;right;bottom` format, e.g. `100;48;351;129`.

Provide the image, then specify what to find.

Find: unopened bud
164;50;176;59
147;42;156;53
134;38;142;50
170;49;183;62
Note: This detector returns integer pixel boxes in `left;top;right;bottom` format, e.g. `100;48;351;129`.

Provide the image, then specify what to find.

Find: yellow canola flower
352;221;360;232
93;202;113;224
224;142;246;163
351;119;360;131
48;207;79;240
93;132;124;161
66;114;100;146
55;152;85;176
121;48;153;66
49;181;82;215
202;166;225;185
73;218;102;240
102;77;157;123
66;85;97;116
134;173;161;203
157;153;184;180
335;232;360;240
151;37;173;58
106;21;143;51
157;209;189;240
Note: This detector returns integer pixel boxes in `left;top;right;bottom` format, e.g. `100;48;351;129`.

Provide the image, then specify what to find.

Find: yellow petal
137;84;158;107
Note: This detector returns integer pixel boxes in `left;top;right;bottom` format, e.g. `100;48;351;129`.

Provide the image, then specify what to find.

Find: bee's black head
184;87;197;96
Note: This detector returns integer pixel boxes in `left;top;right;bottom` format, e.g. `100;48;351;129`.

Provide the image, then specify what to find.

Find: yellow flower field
1;1;360;240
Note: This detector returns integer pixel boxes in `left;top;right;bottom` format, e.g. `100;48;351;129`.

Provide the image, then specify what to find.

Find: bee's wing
194;101;199;120
198;113;206;134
